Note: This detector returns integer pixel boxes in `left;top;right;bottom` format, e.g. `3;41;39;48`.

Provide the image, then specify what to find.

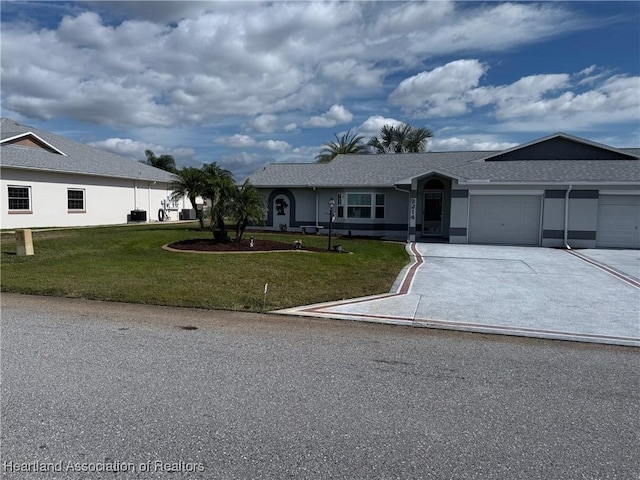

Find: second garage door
469;195;542;245
596;195;640;249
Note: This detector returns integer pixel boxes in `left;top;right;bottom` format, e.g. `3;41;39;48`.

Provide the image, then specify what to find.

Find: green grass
1;223;409;311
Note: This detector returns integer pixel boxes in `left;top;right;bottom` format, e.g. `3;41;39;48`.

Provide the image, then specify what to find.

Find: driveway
277;244;640;346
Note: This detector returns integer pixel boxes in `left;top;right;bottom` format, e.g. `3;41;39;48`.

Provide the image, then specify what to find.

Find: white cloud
355;115;404;139
431;137;518;152
251;114;278;133
284;123;298;132
1;2;588;129
389;60;487;116
261;140;291;152
304;104;353;128
215;134;291;152
89;138;195;163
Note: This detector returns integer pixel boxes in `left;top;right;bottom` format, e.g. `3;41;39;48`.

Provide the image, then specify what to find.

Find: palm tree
315;130;369;163
170;167;207;229
367;124;433;154
143;150;177;173
231;180;266;241
203;166;236;242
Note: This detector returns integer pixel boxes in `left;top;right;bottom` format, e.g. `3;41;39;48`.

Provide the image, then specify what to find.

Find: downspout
394;185;411;242
564;184;572;249
148;182;152;223
313;187;319;227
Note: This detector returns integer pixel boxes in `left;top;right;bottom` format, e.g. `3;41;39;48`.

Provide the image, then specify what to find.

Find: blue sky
1;1;639;179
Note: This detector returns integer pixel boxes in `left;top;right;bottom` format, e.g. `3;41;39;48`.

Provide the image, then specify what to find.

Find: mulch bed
167;238;326;252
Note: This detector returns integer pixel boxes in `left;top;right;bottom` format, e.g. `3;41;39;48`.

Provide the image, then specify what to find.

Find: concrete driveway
277;244;640;346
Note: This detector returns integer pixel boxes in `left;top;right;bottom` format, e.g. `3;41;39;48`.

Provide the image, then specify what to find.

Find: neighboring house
246;133;640;249
1;118;189;229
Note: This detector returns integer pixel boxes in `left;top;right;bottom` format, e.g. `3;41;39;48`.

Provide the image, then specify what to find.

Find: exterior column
409;179;418;242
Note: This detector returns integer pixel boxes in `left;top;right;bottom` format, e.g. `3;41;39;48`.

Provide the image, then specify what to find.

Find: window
68;189;85;211
375;194;385;219
8;186;31;212
337;193;344;218
344;193;386;219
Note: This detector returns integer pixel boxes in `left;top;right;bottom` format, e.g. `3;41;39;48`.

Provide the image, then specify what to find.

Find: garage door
596;195;640;249
469;195;541;245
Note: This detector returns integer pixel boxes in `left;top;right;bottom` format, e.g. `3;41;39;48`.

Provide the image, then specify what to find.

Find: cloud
389;59;488;116
355;115;405;139
389;59;639;131
215;134;291;152
89;137;195;163
251;114;278;133
304;104;353;128
431;137;518;152
1;2;588;129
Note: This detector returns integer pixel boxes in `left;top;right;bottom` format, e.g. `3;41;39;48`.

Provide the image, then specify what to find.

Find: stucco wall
1;168;175;229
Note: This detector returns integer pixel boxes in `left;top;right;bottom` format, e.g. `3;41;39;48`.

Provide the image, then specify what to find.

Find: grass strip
1;223;409;312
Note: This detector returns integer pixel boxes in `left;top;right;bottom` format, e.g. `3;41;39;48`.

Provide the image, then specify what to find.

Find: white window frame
67;188;86;212
342;193;385;219
7;185;31;213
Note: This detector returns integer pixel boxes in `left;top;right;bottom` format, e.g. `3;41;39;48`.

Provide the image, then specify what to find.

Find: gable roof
247;133;639;188
479;132;638;162
0;118;175;183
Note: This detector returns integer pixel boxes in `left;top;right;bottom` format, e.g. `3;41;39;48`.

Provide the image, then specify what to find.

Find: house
1;118;189;230
246;133;640;249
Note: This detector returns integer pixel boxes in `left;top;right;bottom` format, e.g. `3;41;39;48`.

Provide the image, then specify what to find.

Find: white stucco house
1;117;191;230
246;133;640;249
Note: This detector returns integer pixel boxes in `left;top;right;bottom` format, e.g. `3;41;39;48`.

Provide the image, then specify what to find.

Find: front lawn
0;223;409;311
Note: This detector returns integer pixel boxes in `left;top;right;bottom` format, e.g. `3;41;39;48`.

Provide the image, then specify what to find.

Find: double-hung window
68;189;85;212
340;193;385;219
8;186;31;212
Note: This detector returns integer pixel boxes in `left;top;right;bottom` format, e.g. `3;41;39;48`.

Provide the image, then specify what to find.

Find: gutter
564;184;572;249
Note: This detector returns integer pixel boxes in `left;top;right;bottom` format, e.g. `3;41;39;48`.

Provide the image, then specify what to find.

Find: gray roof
0;118;175;183
247;135;640;187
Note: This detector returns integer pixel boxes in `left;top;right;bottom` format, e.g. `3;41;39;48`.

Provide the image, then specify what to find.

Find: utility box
130;210;147;222
181;209;197;220
16;229;34;256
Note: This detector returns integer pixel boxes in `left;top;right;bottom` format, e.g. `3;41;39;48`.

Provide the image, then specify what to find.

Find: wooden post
16;229;34;256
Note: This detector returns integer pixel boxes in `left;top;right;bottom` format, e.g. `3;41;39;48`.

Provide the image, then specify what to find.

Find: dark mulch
167;238;326;252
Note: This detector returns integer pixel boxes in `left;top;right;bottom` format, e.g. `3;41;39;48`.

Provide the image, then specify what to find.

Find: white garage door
469;195;541;245
596;195;640;249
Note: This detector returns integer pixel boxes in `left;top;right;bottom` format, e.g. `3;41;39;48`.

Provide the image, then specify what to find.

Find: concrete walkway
276;244;640;346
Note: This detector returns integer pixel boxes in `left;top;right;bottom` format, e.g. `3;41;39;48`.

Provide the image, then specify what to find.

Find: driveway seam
565;250;640;288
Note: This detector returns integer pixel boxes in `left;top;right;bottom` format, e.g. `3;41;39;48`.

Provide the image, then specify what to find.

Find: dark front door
423;192;443;235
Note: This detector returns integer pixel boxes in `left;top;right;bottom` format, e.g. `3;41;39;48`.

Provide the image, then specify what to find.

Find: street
1;294;638;479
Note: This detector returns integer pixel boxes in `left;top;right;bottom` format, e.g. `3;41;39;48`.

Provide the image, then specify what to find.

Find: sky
1;0;639;180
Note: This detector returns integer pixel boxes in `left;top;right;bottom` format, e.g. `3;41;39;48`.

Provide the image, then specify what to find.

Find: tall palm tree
170;167;207;229
231;180;266;241
144;150;177;173
315;130;369;163
367;124;434;154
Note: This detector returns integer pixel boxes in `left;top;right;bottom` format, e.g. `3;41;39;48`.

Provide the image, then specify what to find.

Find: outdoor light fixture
328;198;335;251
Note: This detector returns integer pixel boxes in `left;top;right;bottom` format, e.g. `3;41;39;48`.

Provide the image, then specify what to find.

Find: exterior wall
1;168;174;229
258;187;409;238
449;189;469;244
256;183;639;248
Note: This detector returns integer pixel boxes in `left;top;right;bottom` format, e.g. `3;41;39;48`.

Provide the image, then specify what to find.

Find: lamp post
328;197;335;251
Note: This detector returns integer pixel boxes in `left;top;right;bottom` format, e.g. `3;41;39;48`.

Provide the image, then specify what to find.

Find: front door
423;192;443;236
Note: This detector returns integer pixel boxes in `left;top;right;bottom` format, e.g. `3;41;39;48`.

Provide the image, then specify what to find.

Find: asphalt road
1;294;638;480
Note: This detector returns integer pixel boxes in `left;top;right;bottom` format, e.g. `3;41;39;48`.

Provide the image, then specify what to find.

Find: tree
315;130;369;163
231;180;266;241
143;150;177;173
202;163;236;242
367;123;433;154
170;167;207;229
